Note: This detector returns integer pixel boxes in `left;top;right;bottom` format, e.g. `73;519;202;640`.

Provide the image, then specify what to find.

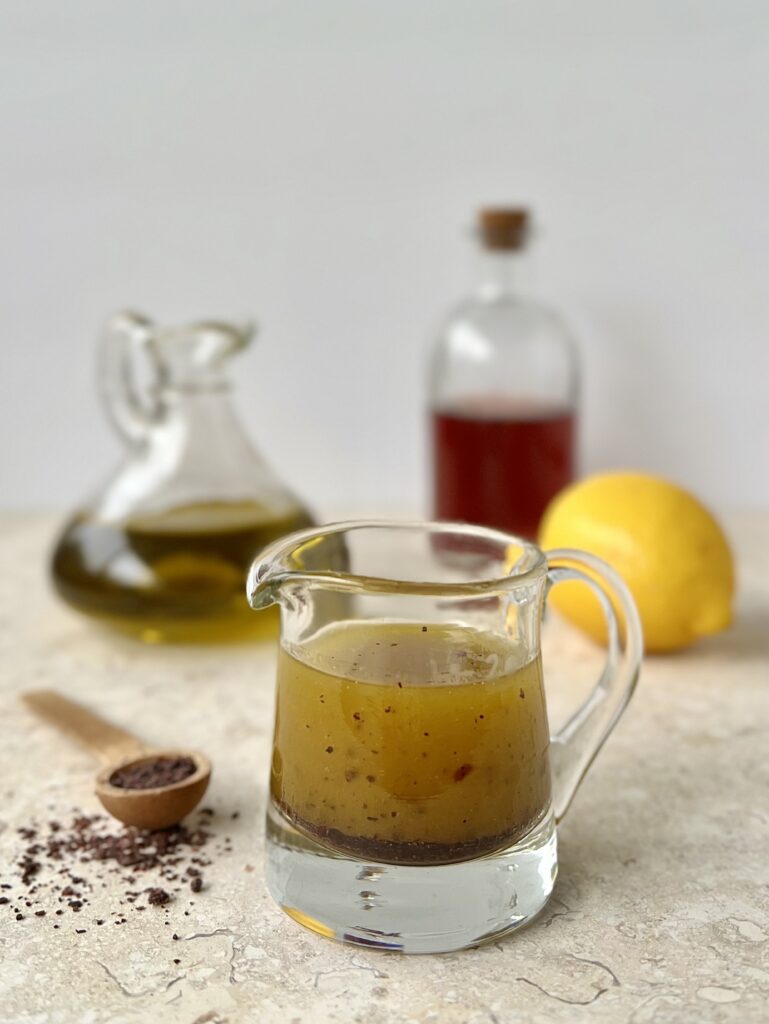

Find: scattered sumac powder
4;808;238;931
109;756;196;790
146;888;171;906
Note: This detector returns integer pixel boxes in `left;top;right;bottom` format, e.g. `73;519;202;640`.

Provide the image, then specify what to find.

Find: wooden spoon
23;690;211;830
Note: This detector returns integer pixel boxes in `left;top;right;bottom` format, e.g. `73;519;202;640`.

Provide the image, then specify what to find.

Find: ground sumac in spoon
109;756;196;790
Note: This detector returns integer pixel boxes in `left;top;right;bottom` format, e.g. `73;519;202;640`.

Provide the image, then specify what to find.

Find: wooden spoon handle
22;690;145;766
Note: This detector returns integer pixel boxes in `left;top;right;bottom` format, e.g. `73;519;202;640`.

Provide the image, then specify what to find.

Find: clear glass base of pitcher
265;800;557;955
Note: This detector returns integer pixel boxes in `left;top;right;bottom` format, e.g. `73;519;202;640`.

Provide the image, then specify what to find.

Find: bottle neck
475;247;525;300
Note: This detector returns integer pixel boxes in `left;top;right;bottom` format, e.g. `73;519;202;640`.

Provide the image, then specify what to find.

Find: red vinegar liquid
432;398;576;540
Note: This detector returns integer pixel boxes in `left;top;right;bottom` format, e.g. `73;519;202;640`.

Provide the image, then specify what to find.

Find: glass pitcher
247;520;642;954
51;311;314;643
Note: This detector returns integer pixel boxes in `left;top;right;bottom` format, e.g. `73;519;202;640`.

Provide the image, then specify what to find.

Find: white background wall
1;0;767;514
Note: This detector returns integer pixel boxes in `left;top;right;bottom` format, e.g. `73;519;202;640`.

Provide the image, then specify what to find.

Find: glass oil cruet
51;311;314;643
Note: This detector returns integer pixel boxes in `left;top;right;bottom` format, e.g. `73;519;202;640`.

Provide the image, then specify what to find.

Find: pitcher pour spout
246;522;355;612
246;557;280;610
245;530;304;611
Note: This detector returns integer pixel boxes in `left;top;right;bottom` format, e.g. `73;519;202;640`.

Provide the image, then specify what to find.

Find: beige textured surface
1;512;768;1023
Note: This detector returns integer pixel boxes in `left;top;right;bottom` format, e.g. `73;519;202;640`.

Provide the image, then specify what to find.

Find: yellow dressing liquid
271;620;552;865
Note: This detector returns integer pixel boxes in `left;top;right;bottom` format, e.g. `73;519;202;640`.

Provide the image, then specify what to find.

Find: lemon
538;472;734;653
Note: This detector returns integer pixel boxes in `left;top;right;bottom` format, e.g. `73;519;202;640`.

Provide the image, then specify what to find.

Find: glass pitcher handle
544;548;643;821
98;311;161;444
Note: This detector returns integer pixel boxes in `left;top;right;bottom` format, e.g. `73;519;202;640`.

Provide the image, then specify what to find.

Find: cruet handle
98;311;162;444
544;549;643;821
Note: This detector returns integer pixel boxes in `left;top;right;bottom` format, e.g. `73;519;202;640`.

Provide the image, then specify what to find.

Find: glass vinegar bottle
428;208;579;540
51;312;314;643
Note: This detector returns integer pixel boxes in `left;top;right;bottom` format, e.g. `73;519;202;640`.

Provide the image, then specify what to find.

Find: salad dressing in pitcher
51;313;313;643
271;620;551;865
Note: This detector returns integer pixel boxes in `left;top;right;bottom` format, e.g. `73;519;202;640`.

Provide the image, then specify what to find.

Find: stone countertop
0;512;767;1024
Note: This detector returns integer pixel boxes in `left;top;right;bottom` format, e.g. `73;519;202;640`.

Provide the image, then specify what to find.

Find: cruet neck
100;311;256;446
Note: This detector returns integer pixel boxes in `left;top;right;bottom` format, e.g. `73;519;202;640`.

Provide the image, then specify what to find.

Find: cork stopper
478;207;530;251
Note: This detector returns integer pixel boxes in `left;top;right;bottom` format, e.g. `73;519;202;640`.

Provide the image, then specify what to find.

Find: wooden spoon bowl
95;748;212;831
